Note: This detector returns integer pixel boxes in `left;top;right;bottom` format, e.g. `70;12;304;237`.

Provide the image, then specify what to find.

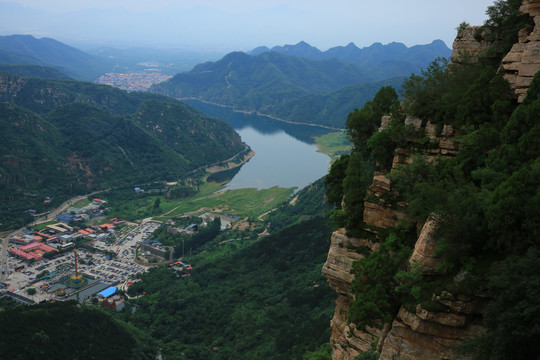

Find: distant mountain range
0;35;110;81
0;72;245;229
152;40;450;128
250;40;451;78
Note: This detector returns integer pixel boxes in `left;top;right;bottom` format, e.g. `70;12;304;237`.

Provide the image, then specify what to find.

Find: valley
1;1;540;359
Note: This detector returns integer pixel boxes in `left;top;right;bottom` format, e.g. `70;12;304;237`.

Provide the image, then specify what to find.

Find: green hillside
151;51;404;128
0;35;110;81
0;74;245;230
0;64;71;80
0;300;157;359
124;179;334;360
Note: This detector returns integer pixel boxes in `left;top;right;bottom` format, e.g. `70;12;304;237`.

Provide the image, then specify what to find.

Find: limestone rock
409;216;443;274
322;229;383;359
500;0;540;102
451;26;494;65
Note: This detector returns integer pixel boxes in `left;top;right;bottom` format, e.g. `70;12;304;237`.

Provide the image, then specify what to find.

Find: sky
0;0;496;51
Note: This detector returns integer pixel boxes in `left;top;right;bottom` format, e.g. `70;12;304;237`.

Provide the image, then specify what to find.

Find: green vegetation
97;182;294;222
156;184;295;220
125;219;333;360
0;34;110;81
0;73;245;230
0;301;156;359
0;64;72;80
107;177;334;359
314;131;351;159
153;40;451;128
325;1;540;357
152;50;407;128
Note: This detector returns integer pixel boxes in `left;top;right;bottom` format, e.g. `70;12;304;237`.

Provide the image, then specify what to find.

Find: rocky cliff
322;118;487;360
500;0;540;101
452;0;540;102
322;0;540;360
322;3;540;358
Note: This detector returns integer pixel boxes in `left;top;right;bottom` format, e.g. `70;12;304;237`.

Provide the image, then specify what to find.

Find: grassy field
157;183;295;220
70;199;92;209
314;131;351;160
100;181;295;223
31;220;57;231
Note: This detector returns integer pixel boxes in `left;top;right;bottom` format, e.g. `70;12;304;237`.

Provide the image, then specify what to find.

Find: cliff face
451;26;495;65
500;0;540;101
323;4;540;358
322;119;487;360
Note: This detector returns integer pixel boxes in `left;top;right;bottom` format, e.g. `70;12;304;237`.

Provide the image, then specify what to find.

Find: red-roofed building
78;230;90;236
85;228;96;234
10;248;36;261
10;242;58;262
20;242;41;252
99;223;115;230
36;232;52;239
39;244;57;253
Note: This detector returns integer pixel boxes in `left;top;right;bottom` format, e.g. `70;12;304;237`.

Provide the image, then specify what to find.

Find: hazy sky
0;0;496;51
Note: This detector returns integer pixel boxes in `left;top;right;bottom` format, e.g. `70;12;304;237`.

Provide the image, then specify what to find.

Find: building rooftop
97;286;117;298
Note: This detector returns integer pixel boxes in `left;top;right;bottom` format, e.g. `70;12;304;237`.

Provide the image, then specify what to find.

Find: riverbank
205;150;255;174
178;97;343;131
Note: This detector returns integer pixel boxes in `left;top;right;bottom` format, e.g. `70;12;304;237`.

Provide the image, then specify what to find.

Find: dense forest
0;73;245;229
0;299;157;359
326;0;540;358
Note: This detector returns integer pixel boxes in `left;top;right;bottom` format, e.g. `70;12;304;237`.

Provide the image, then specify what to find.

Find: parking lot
0;221;162;300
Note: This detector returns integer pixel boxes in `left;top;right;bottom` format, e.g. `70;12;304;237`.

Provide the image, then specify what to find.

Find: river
185;100;333;191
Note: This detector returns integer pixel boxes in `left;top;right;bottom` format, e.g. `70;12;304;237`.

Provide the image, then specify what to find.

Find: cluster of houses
8;199;121;263
56;198;108;224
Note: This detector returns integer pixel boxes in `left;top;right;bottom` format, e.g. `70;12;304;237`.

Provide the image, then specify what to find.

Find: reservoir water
185;100;334;190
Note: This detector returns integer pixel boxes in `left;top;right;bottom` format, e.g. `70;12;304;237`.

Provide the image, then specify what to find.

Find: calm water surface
185;100;333;190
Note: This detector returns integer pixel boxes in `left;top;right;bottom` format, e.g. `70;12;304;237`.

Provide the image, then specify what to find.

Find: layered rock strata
451;26;495;65
322;117;487;359
500;0;540;101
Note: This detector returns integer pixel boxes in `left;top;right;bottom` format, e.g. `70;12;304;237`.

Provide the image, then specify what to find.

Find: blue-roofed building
56;213;75;224
97;286;117;298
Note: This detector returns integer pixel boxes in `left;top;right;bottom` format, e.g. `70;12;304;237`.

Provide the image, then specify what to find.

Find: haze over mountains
153;40;451;128
251;40;451;78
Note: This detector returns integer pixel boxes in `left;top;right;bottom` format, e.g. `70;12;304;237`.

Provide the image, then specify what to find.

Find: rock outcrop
500;0;540;101
322;228;382;360
323;3;540;358
451;26;495;65
322;116;483;360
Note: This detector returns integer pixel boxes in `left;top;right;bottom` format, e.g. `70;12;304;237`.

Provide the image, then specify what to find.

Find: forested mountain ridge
0;73;246;230
0;34;110;81
323;1;540;359
150;49;419;128
250;39;451;78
